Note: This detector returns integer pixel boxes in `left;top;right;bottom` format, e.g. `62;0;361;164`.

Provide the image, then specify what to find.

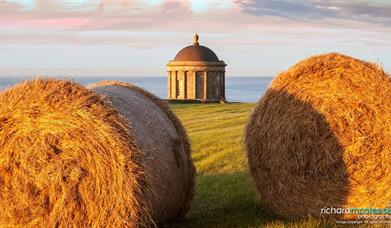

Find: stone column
221;71;226;100
187;71;196;99
178;71;184;99
204;71;207;99
168;71;171;99
172;71;177;99
184;71;187;99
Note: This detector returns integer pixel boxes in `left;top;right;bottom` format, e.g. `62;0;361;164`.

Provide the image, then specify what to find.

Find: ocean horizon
0;76;273;103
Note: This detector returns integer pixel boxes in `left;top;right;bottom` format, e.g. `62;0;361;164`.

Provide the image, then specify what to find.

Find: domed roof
174;33;219;62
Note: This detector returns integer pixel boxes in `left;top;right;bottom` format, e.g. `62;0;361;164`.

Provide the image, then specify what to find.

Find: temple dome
173;34;219;62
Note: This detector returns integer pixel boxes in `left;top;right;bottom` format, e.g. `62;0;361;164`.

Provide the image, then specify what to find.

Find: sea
0;76;273;103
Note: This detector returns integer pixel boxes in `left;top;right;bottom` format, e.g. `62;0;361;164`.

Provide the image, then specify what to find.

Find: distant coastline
0;76;273;103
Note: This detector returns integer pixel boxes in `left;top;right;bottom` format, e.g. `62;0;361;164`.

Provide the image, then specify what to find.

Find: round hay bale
88;81;195;224
0;79;149;227
245;53;391;218
0;79;195;227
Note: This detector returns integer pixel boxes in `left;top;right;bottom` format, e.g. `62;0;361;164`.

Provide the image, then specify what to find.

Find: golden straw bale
245;53;391;218
0;79;148;227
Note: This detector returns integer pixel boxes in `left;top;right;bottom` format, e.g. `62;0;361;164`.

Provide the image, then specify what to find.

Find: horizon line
0;75;275;78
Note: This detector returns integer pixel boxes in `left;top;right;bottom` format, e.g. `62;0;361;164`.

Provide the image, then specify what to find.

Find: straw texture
88;81;195;224
245;53;391;218
0;79;149;227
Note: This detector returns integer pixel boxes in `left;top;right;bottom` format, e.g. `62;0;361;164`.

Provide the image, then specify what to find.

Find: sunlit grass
172;103;253;175
171;103;339;227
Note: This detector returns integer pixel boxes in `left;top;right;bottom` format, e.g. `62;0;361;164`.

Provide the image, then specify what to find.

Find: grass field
171;103;336;228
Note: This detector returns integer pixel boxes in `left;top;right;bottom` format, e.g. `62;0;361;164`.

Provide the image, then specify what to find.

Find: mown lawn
171;103;338;228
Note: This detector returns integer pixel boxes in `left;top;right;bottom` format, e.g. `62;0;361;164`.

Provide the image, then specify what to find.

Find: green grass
172;103;253;175
170;103;340;228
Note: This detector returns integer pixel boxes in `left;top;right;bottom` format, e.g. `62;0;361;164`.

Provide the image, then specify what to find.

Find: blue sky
0;0;390;77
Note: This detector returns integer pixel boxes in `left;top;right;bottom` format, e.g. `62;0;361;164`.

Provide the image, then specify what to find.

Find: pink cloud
0;0;379;34
0;0;390;47
0;16;91;28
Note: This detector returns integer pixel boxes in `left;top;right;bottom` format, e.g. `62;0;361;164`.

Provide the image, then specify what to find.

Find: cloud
236;0;336;20
1;0;390;51
0;0;250;33
236;0;391;25
2;0;390;33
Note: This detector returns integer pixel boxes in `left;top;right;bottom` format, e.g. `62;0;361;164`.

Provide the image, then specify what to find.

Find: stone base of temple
166;98;227;104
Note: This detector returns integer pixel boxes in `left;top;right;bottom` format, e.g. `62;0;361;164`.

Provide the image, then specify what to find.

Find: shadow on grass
178;172;273;227
173;172;336;228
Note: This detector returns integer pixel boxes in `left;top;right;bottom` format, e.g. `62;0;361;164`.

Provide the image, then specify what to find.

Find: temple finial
193;33;199;45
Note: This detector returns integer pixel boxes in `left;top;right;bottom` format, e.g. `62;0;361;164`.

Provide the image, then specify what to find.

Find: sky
0;0;391;77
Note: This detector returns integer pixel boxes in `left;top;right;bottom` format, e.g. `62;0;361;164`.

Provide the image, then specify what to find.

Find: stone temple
167;33;226;102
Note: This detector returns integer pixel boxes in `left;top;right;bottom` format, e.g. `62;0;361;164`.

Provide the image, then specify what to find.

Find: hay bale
88;81;195;224
0;79;195;227
245;53;391;218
